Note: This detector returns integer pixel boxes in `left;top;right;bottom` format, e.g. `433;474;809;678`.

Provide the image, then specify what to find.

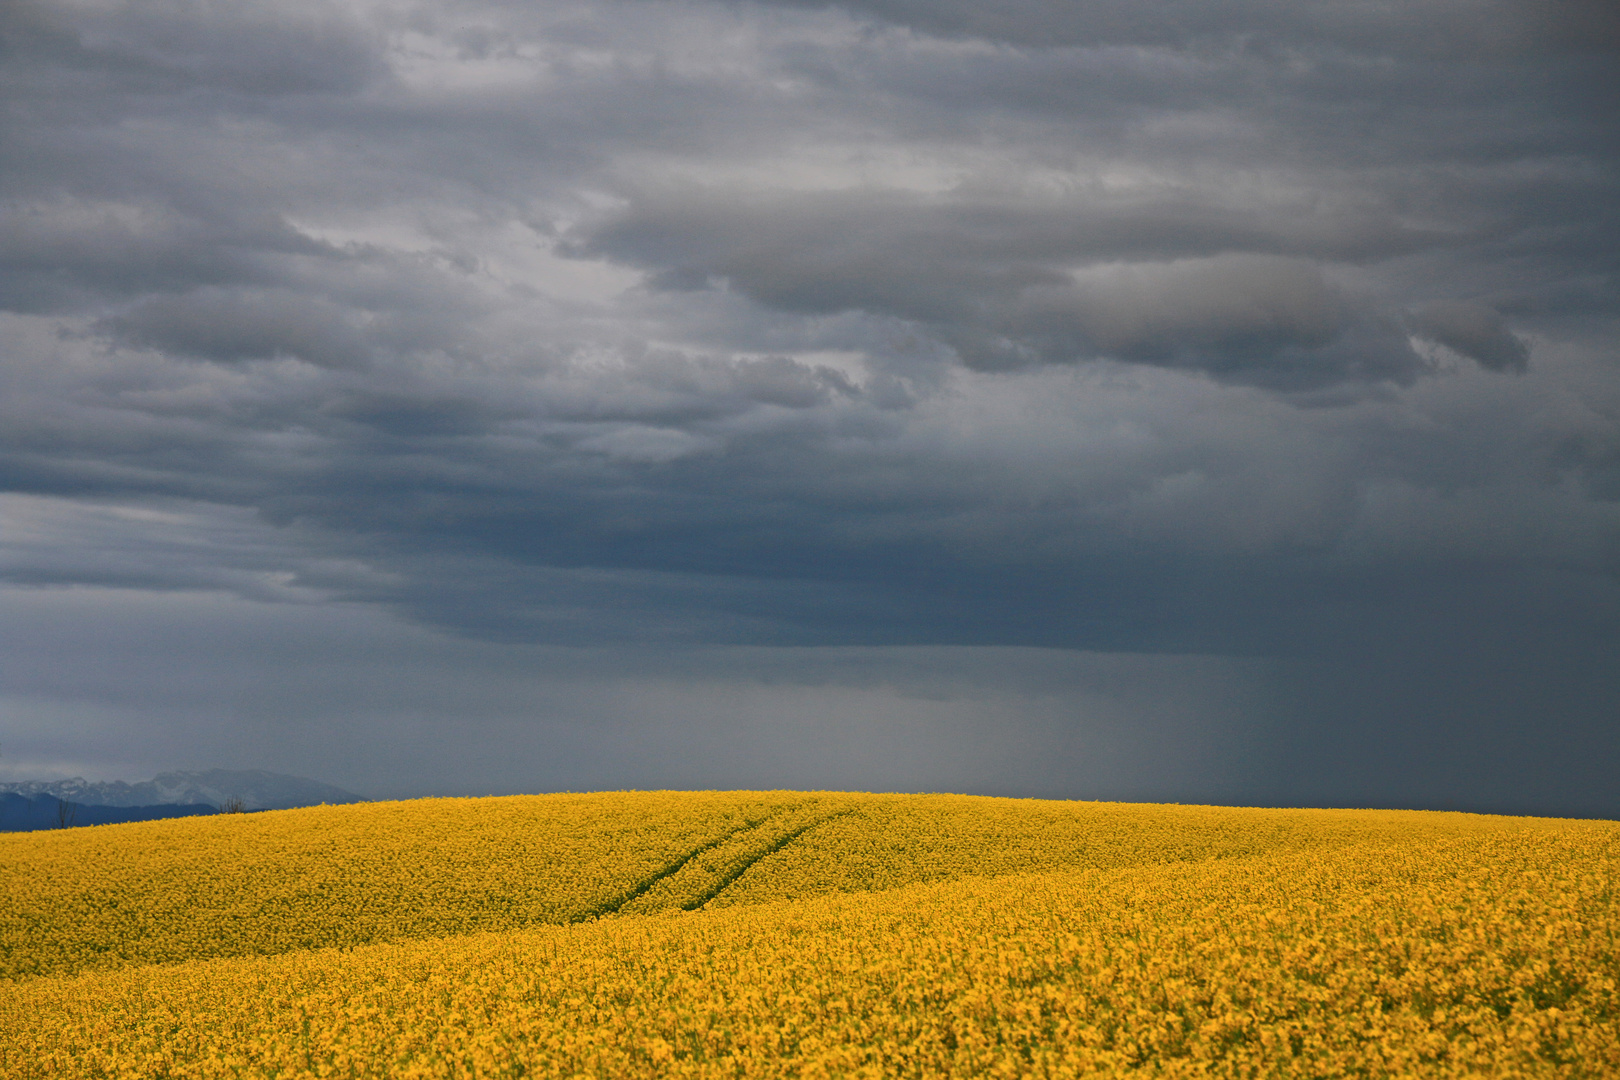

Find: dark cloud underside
1;0;1616;814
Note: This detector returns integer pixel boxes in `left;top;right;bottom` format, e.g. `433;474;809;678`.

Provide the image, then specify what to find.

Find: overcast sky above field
3;0;1617;816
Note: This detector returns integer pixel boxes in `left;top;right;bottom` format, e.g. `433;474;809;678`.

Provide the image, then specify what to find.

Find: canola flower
1;793;1616;1077
1;791;813;980
1;790;1544;981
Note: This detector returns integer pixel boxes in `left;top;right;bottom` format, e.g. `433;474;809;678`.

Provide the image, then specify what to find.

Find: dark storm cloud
554;0;1617;385
1408;300;1530;373
103;289;377;368
0;583;1291;803
2;0;1617;812
578;191;1429;383
0;201;335;314
768;0;1620;58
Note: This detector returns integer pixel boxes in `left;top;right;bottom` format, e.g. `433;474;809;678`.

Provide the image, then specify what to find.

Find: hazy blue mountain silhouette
0;769;363;814
0;793;219;832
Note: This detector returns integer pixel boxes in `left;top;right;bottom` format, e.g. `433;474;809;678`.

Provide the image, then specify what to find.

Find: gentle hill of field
2;790;1611;983
2;796;1616;1078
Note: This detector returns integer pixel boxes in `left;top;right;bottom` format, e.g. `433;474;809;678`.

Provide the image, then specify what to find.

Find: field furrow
682;809;856;911
617;798;853;915
583;811;779;919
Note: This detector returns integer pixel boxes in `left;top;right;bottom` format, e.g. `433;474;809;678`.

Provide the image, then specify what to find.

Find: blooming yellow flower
1;793;1614;1077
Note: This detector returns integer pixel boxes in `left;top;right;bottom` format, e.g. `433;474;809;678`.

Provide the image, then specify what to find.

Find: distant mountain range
0;769;364;831
1;794;221;832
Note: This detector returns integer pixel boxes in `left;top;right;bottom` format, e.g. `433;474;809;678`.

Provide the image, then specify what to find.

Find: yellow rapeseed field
2;792;1616;1077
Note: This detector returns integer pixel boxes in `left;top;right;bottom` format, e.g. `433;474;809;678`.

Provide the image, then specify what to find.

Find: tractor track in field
682;810;855;911
578;813;776;921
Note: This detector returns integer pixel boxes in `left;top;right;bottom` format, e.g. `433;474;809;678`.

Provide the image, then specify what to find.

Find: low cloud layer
2;0;1616;813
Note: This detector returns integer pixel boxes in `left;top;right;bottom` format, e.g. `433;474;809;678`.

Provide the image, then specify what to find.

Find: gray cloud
577;189;1435;383
4;580;1615;817
0;198;334;313
1408;299;1530;372
1;0;1616;813
768;0;1620;57
103;288;376;368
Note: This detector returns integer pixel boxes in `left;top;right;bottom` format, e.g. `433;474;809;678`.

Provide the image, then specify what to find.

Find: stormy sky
2;0;1617;816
